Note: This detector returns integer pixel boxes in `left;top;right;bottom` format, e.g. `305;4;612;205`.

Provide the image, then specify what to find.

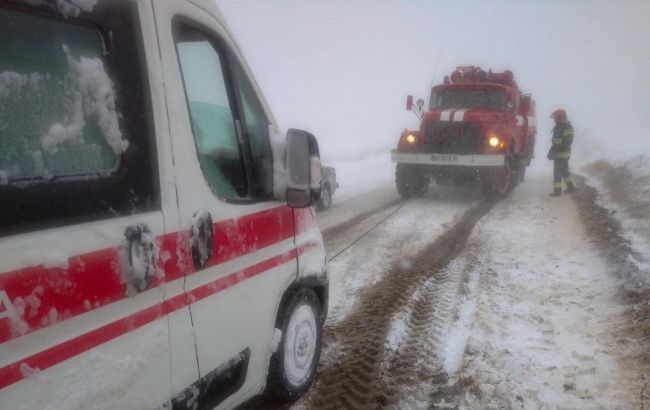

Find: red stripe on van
0;206;300;345
0;242;320;390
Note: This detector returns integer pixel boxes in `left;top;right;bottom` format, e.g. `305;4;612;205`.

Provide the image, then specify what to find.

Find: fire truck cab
391;66;536;198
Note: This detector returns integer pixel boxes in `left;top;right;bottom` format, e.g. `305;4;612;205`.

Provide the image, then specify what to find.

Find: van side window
0;7;125;183
232;62;274;199
175;26;248;200
0;4;158;236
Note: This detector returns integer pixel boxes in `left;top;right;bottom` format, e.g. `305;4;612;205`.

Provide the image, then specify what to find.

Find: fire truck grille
425;122;481;154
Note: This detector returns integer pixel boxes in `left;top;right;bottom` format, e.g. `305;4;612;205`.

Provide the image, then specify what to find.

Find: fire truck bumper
391;150;506;167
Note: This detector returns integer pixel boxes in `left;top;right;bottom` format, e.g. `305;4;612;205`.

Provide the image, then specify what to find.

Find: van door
152;1;299;407
0;2;170;409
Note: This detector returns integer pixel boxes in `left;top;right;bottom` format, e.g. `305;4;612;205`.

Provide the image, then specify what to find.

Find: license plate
430;154;459;162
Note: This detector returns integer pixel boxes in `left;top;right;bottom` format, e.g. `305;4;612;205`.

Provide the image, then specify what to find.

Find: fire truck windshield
429;88;506;111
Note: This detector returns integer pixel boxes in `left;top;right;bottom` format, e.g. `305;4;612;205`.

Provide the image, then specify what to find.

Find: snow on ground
441;174;642;409
315;185;398;234
323;185;476;325
316;151;479;324
582;153;650;278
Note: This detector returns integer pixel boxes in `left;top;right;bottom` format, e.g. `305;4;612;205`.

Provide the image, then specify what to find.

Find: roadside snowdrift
582;154;650;279
443;176;644;410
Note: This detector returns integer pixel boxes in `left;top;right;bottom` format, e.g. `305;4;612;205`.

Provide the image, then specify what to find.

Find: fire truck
391;66;536;198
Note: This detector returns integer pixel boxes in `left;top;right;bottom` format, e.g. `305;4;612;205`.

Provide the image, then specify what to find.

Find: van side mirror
285;128;322;208
406;95;413;111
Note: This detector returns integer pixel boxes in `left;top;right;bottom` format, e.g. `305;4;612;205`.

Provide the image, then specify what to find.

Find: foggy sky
217;0;650;166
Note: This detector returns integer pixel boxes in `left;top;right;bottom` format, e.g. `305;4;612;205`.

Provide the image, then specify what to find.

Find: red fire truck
391;66;536;198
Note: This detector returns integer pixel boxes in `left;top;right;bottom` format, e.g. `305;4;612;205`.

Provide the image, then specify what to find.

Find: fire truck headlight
406;134;417;144
488;136;500;147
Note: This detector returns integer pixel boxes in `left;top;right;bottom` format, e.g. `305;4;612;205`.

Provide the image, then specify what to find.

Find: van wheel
268;288;323;402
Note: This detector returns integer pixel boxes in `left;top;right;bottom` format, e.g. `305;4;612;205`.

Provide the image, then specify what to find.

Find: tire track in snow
379;237;487;409
299;201;493;410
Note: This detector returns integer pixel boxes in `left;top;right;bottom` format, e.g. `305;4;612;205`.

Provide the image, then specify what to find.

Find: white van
0;0;328;408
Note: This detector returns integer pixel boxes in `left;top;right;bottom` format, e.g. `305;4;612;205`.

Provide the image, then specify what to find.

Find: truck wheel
316;186;332;211
395;164;428;199
268;288;323;402
481;158;513;199
480;175;496;200
495;156;514;195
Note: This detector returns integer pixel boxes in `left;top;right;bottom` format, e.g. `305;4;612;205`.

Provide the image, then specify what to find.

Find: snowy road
438;176;646;409
241;172;649;410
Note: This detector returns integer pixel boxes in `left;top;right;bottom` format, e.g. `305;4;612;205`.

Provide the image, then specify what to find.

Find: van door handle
191;211;214;270
124;224;156;295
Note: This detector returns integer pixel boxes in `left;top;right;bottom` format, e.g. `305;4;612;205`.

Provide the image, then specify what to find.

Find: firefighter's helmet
550;109;567;121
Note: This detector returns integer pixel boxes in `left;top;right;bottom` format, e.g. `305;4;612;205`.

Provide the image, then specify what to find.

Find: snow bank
582;153;650;279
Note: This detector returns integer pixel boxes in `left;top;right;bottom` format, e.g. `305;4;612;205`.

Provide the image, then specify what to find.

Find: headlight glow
488;136;500;147
406;134;417;144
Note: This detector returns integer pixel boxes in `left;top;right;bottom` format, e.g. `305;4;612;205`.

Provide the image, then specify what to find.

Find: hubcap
284;304;317;386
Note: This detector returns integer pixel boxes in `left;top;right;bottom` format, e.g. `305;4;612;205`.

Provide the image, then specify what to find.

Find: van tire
268;288;323;402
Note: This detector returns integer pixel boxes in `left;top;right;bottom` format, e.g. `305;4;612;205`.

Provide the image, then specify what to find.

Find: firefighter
547;109;576;196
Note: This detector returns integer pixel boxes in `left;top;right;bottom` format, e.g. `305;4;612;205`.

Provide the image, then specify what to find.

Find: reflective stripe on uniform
552;138;563;144
554;151;571;159
554;182;562;188
563;129;574;136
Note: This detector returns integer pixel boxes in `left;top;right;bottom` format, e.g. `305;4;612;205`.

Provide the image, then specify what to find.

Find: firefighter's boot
549;188;561;197
565;182;576;193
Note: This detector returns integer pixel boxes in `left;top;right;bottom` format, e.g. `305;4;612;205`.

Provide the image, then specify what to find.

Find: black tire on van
268;288;323;402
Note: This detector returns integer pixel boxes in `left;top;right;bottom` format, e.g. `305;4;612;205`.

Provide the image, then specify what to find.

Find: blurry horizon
217;0;650;169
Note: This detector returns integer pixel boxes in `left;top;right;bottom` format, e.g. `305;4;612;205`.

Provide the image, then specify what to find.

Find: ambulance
0;0;328;408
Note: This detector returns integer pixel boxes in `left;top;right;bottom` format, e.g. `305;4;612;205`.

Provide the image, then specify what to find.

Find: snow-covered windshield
0;7;125;183
429;88;506;110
